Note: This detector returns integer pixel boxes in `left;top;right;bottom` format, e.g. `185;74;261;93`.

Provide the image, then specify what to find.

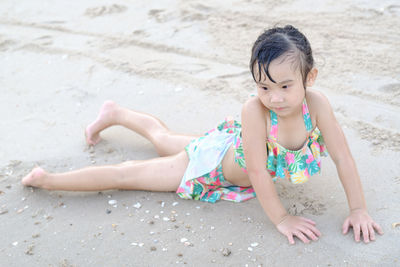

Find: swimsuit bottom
176;122;256;203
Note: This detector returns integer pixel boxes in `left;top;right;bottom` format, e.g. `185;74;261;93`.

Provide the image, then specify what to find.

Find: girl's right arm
241;97;321;244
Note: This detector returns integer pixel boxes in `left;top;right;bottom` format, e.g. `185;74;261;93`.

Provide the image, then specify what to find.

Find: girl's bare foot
21;167;47;188
85;100;119;146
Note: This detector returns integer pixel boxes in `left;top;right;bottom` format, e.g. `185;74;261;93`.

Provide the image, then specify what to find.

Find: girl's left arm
312;91;384;243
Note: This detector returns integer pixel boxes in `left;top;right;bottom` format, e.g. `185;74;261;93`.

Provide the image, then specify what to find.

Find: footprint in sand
33;35;53;46
276;184;327;216
386;5;400;16
84;4;127;18
378;83;400;94
148;9;173;23
0;39;17;51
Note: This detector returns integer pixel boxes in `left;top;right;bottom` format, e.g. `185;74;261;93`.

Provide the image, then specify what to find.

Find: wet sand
1;0;399;266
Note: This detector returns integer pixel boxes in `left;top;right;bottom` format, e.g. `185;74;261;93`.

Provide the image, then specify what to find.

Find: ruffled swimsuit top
233;98;327;184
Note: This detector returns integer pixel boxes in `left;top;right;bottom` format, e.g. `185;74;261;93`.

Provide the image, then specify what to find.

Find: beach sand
1;0;399;266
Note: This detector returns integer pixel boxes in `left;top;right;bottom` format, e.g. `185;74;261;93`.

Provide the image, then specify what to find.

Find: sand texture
1;0;399;266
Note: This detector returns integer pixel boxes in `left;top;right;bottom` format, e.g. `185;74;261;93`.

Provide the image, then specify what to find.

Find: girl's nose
270;93;284;103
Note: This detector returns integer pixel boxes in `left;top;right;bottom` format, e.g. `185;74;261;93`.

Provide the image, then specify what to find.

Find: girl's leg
22;151;189;192
85;101;201;156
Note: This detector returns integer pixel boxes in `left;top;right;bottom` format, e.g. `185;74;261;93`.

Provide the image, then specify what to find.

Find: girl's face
254;53;316;118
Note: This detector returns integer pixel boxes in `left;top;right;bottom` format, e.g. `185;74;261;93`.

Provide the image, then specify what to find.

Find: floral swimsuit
176;98;327;203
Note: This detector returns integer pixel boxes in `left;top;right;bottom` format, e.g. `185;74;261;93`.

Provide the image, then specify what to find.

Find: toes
22;167;45;187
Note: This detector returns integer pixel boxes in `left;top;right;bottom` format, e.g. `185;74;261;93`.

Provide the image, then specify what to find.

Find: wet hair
249;25;314;88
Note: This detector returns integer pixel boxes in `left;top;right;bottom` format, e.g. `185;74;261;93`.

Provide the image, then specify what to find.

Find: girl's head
249;25;318;115
250;25;315;89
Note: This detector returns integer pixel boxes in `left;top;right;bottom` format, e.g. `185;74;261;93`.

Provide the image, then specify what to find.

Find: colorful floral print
176;99;327;203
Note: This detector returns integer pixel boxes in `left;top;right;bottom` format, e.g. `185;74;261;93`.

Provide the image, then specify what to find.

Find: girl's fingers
368;224;376;241
293;231;310;244
361;224;370;243
307;224;322;237
287;234;295;245
300;217;316;225
301;228;319;241
342;218;350;235
372;222;384;235
353;224;361;242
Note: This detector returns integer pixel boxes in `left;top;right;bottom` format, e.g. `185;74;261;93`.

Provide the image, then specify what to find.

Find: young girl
22;25;383;245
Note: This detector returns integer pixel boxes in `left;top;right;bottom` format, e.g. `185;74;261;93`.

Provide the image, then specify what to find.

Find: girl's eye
262;87;268;90
282;85;289;89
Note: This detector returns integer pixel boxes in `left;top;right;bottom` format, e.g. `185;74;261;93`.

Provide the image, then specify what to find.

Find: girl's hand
342;208;384;243
276;215;321;245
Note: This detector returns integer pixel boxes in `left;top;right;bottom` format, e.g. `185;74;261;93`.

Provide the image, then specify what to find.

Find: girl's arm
312;91;384;243
241;97;321;244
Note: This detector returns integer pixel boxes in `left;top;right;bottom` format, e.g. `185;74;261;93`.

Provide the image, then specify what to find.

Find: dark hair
249;25;313;88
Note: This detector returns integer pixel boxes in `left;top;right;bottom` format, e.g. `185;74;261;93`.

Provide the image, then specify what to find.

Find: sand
1;0;399;266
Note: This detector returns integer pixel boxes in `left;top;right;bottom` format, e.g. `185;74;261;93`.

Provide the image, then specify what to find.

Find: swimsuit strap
268;98;312;142
269;109;278;142
302;98;313;132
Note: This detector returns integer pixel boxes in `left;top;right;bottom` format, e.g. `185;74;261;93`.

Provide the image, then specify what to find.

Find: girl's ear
306;68;318;87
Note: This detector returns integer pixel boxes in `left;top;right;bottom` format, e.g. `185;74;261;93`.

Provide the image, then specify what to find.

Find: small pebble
248;247;253;252
108;200;117;205
162;247;168;251
250;242;259;247
160;202;165;208
138;243;144;247
12;242;18;246
221;248;231;256
177;253;183;257
106;209;112;214
172;202;179;206
163;217;170;221
148;220;154;225
150;246;156;251
25;245;34;255
0;209;8;215
133;202;141;209
154;215;160;219
228;242;233;246
180;238;188;243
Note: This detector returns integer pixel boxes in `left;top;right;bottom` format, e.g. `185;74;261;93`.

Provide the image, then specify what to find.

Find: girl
22;25;383;245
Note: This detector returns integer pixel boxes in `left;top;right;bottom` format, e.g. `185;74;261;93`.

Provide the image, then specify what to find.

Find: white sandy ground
0;0;399;266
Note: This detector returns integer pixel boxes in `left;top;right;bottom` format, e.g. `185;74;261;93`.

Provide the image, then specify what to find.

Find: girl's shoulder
305;88;334;126
241;96;270;135
242;96;270;122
